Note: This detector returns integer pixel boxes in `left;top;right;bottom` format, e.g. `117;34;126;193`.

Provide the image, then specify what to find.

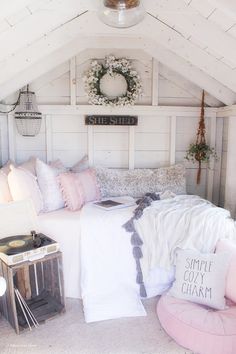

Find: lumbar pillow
36;159;66;212
58;169;100;211
216;239;236;303
0;171;12;203
8;166;43;214
95;164;186;198
170;249;230;310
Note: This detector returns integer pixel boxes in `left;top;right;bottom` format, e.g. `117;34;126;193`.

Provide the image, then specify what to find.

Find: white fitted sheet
38;208;82;299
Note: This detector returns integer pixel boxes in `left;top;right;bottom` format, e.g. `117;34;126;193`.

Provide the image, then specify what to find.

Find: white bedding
80;195;236;323
37;194;236;324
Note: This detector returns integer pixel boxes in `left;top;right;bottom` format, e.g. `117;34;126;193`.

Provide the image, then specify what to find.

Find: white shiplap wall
0;51;222;202
5;110;218;200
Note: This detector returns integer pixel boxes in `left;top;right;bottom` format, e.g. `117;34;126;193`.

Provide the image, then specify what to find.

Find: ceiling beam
142;13;236;92
0;34;234;106
0;11;235;105
0;1;89;63
149;0;236;67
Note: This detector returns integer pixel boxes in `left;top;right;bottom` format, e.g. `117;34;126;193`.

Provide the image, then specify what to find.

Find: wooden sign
85;115;138;126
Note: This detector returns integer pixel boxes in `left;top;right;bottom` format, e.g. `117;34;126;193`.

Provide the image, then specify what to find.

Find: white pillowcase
0;171;12;203
8;166;43;214
170;249;230;310
36;159;66;212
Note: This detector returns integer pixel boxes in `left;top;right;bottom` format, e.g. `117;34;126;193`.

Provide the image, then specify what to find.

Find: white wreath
84;55;142;107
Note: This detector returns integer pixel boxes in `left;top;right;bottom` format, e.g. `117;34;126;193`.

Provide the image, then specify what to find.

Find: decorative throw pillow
70;155;89;173
8;166;43;214
58;169;100;211
0;171;12;203
170;249;230;310
95;164;186;198
216;239;236;303
36;159;66;212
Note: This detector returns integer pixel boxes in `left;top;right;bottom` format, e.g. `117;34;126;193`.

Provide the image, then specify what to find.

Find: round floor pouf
157;294;236;354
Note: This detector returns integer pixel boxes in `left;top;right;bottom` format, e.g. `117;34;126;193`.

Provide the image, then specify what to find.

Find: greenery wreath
84;55;142;106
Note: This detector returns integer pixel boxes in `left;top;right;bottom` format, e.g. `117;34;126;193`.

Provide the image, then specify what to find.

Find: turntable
0;232;60;265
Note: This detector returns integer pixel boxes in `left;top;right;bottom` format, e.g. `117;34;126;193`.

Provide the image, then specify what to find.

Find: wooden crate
0;252;65;334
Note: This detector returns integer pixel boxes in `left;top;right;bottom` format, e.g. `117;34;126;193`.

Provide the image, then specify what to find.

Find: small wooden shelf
0;252;65;334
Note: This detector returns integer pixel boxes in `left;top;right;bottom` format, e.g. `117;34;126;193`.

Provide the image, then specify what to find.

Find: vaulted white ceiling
0;0;236;106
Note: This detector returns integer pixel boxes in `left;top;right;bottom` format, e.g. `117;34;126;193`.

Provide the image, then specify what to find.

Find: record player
0;231;60;265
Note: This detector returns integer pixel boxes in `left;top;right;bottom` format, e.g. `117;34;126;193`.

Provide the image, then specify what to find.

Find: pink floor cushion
157;294;236;354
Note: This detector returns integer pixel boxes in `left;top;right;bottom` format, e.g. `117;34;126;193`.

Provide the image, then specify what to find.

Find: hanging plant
84;55;142;107
185;91;217;184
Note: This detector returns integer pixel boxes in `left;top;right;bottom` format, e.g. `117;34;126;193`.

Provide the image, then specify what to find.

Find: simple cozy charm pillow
95;164;186;198
170;249;230;310
8;166;43;214
36;159;66;212
58;169;100;211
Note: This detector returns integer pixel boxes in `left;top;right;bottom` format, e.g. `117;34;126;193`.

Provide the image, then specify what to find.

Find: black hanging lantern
15;85;42;137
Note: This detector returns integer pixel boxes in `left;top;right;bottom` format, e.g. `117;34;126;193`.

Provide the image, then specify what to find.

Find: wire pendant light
15;85;42;137
99;0;145;28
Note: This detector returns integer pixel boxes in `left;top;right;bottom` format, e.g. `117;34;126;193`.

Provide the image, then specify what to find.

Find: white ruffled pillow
36;159;66;212
8;166;43;214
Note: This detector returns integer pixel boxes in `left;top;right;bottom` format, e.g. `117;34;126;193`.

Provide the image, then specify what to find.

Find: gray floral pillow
95;164;186;198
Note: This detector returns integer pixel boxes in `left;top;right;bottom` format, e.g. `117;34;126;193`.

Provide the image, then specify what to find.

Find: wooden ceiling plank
0;0;31;22
155;10;236;66
0;1;89;62
207;0;236;21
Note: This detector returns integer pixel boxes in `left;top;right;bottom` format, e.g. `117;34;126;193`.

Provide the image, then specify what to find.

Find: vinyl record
0;235;32;255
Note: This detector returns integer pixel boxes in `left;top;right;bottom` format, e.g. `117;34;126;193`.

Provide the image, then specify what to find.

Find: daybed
1;158;236;323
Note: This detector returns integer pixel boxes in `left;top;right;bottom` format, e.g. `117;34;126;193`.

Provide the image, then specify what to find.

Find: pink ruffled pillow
216;239;236;303
58;169;100;211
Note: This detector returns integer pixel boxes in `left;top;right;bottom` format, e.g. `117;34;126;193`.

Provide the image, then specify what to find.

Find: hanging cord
0;90;21;114
196;90;206;145
195;90;206;184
